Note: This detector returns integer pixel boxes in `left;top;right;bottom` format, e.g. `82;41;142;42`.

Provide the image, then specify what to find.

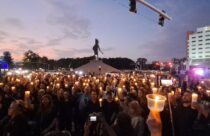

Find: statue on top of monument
93;39;103;60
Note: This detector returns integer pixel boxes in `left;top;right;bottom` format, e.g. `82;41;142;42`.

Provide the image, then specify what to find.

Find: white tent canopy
75;60;120;74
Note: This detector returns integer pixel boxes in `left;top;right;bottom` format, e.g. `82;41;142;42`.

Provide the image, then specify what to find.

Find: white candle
56;83;60;88
99;98;103;107
115;97;119;102
151;82;155;87
192;93;198;103
118;87;122;95
11;86;16;91
152;88;158;94
177;88;181;94
25;91;30;98
206;90;210;96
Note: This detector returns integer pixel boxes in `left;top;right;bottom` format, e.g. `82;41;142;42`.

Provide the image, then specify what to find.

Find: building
187;26;210;67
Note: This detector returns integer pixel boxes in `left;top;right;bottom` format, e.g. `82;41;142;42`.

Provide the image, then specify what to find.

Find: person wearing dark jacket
174;92;198;136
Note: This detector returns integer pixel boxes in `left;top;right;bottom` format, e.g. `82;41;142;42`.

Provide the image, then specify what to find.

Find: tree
23;50;41;69
3;51;13;68
136;58;147;70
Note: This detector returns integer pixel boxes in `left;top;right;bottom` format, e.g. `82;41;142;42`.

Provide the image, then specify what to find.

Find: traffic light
158;10;166;26
129;0;137;13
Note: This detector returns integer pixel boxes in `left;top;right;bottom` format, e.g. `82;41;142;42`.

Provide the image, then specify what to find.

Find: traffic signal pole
136;0;172;20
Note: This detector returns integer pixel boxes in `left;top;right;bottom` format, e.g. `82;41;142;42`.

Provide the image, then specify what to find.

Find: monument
75;39;120;74
93;39;103;60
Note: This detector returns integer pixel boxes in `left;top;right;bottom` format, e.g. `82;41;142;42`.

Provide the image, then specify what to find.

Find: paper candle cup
146;94;166;112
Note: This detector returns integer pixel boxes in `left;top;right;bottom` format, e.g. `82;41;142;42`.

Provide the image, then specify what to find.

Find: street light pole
136;0;172;20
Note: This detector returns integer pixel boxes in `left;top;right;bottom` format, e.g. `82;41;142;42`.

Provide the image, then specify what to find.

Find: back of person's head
114;112;135;136
8;100;25;117
128;100;142;116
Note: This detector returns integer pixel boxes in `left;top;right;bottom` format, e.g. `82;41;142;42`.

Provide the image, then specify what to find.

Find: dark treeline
2;50;186;71
21;50;135;70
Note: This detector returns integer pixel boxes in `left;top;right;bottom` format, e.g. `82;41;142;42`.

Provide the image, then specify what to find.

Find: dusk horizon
0;0;210;62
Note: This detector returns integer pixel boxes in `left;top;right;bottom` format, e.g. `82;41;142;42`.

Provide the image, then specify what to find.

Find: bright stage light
194;69;204;76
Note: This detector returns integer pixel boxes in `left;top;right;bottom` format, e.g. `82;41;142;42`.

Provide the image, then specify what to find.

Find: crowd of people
0;70;210;136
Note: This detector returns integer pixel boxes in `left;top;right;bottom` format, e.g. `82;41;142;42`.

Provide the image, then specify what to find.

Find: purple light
194;69;204;76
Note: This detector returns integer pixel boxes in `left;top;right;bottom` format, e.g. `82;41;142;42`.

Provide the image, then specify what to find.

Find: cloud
1;18;24;29
44;0;91;39
0;30;8;41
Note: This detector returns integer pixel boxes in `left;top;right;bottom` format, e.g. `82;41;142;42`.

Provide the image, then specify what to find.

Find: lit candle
197;86;202;90
146;94;166;112
16;79;20;82
96;79;99;84
115;97;119;102
152;87;158;94
56;83;60;88
25;91;30;98
65;84;68;88
151;82;155;87
11;86;16;91
99;98;103;107
0;82;3;86
207;90;210;96
75;81;79;86
171;91;174;96
30;82;34;86
47;86;49;89
99;86;103;94
118;87;122;95
177;88;182;94
192;93;198;103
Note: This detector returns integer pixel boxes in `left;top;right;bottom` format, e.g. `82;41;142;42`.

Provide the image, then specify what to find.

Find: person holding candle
112;112;136;136
83;90;101;136
102;91;119;125
1;100;28;136
36;94;57;135
173;91;198;136
128;100;145;136
56;91;73;132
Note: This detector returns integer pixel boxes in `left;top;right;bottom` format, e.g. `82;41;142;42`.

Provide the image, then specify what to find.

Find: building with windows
187;26;210;67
